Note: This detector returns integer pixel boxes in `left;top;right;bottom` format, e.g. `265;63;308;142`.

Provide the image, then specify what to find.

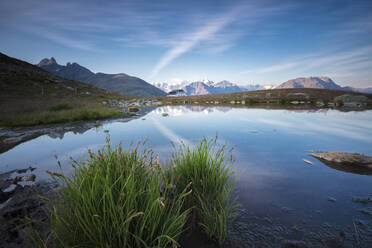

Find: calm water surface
1;106;372;246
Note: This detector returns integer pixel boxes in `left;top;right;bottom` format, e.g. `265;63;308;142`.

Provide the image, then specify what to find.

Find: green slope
0;52;126;127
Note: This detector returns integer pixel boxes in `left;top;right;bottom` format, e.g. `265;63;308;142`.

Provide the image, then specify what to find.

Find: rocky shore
0;168;57;248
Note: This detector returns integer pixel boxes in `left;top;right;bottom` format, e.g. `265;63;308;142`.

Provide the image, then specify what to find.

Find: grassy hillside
0;52;128;127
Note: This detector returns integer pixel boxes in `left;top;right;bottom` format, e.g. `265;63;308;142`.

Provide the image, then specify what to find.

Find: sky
0;0;371;87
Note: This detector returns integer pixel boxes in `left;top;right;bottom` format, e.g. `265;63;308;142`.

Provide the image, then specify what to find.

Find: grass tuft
45;138;191;248
171;137;238;245
32;137;237;247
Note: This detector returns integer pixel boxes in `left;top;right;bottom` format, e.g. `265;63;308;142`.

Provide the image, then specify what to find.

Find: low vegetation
48;103;73;111
32;137;237;247
0;99;124;127
153;88;372;109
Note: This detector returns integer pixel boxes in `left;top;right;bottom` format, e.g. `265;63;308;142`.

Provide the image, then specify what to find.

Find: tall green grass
44;139;191;248
33;137;236;247
171;138;237;245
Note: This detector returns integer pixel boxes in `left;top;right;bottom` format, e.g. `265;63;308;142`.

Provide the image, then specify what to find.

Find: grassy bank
0;100;124;127
0;79;128;127
32;138;236;247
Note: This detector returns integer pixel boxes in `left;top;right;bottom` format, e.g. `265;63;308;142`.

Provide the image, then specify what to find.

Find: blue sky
0;0;371;87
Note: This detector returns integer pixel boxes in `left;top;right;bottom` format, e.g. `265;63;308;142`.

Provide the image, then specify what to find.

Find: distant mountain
154;79;272;96
0;52;119;100
210;80;244;94
153;81;190;93
38;58;166;97
183;81;212;95
276;76;372;94
276;77;342;90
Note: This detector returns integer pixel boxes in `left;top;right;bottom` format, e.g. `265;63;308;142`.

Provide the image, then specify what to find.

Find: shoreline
0;106;156;155
1;103;371;156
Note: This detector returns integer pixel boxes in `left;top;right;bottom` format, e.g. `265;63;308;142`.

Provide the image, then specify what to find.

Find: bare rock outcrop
310;152;372;169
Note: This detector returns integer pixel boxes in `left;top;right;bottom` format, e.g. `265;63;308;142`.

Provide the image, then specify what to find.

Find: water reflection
153;105;232;115
1;106;372;245
153;105;333;115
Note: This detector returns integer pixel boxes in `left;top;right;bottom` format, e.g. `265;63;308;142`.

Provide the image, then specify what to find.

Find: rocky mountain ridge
154;79;273;96
155;77;372;96
38;58;166;97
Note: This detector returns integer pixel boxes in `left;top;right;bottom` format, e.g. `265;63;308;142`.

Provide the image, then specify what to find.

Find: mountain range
36;57;371;96
38;58;166;97
154;77;371;96
154;79;274;96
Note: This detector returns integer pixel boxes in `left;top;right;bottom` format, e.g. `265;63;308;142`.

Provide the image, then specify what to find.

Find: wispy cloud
35;29;97;51
149;8;240;78
248;45;372;79
0;0;295;60
258;62;298;73
0;0;168;51
149;3;296;77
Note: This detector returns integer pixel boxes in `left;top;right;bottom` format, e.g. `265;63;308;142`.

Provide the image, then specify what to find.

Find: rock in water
303;159;313;165
128;107;139;112
327;197;337;202
13;174;36;184
310;152;372;169
281;240;308;248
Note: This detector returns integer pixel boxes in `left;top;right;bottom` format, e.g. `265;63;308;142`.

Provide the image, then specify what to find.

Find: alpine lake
1;105;372;247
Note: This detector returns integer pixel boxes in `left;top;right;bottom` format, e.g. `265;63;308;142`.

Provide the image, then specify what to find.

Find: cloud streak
149;8;240;78
149;3;297;78
0;0;171;51
247;45;372;82
35;29;97;51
